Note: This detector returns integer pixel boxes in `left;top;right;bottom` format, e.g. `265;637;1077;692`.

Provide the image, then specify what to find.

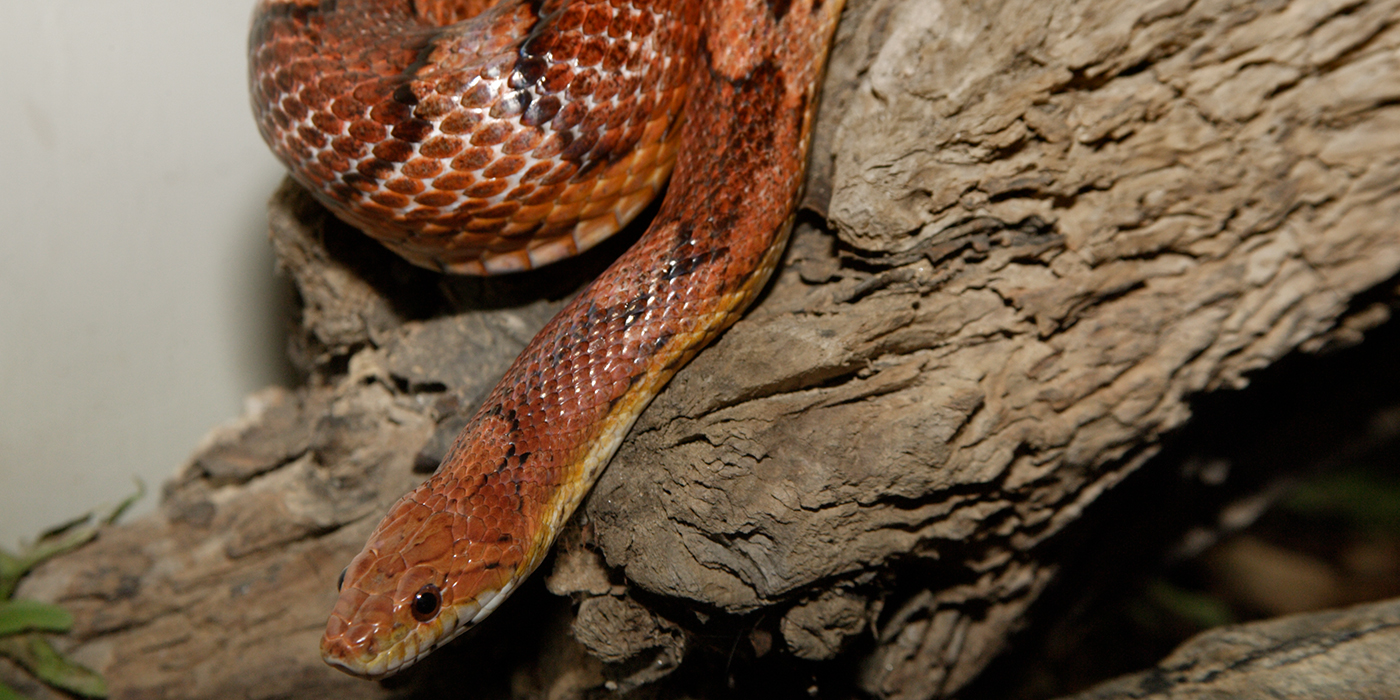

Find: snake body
250;0;843;678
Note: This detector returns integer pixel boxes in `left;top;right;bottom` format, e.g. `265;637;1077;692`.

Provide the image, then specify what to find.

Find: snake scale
250;0;844;678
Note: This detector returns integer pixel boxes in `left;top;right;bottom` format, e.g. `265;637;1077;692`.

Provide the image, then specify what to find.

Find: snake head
320;486;523;678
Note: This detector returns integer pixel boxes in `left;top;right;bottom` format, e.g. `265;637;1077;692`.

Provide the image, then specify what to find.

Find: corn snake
250;0;844;678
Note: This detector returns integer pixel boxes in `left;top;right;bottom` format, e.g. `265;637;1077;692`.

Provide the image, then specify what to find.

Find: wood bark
8;0;1400;698
1058;599;1400;700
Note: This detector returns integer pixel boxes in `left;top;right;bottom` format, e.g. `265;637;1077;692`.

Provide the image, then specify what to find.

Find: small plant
0;483;142;700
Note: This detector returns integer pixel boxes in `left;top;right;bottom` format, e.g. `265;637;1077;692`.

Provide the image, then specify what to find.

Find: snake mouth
321;583;517;679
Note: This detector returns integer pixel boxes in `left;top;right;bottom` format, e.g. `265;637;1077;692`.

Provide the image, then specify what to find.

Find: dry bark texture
8;0;1400;698
1060;598;1400;699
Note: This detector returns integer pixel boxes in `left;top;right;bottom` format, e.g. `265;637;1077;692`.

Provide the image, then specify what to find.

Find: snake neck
300;0;847;679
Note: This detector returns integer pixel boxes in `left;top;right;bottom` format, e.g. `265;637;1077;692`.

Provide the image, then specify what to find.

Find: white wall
1;0;291;545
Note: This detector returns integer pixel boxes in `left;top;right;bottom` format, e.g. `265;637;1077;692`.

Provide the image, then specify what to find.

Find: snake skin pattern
251;0;696;273
250;0;844;679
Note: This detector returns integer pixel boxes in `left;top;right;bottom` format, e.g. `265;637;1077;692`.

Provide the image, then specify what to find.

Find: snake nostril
411;583;442;622
337;568;347;592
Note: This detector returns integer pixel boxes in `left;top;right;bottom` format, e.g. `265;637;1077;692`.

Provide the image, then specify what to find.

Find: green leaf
0;635;106;698
0;600;74;636
0;527;95;602
0;677;31;700
0;479;144;600
1284;470;1400;534
0;552;21;601
1145;579;1236;630
101;479;144;526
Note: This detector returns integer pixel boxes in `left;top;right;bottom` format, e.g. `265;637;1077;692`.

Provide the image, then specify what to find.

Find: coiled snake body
250;0;844;678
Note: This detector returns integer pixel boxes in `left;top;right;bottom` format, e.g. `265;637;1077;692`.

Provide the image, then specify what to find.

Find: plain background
1;0;294;546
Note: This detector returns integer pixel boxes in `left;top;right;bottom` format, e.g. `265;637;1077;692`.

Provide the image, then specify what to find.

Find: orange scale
501;128;544;155
470;121;514;147
616;170;656;198
617;122;647;152
601;155;636;181
463;180;510;198
330;135;365;158
542;200;587;226
285;138;312;161
578;103;612;133
481;238;526;254
297;125;327;150
350;80;392;106
370;98;415;127
588;175;625;201
463;217;508;234
419;135;465;160
415;191;458;207
413;94;456;120
433;171;475;191
371;139;415;162
329;96;366;121
566;68;598;99
557;180;598;205
439;109;482;135
354;592;395;621
311;111;344;135
579;196;624;222
447;569;483;604
404;207;441;221
497;225;536;241
655;134;681;167
369;191;410;209
553;3;586;32
450;207;495;226
607;9;633;38
450;146;494;172
520;183;566;206
359;201;397;219
601;42;629;73
531;132;568;160
443;238;486;255
543;159;583;186
519;161;553;183
281;95;309;122
503;183;538;201
384;177;424;195
510;202;557;224
540;63;574;93
305;161;335;184
402;158;444;179
333;179;368;199
355;157;395;180
434;72;470;96
298;84;329;110
459;81;494;109
475;201;522;219
481;155;527;179
632;8;656;35
580;6;613;37
591;76;621;103
499;221;542;238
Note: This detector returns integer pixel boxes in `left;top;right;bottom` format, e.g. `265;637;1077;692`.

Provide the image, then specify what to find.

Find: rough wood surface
1057;598;1400;700
8;0;1400;698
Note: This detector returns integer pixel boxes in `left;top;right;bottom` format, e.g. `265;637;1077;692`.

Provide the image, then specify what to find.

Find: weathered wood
1056;598;1400;700
8;0;1400;698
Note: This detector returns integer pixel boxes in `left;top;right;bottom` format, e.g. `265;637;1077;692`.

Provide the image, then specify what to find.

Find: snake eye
411;583;442;622
337;568;347;592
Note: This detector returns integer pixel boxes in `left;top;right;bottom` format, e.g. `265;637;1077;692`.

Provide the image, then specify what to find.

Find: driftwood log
8;0;1400;698
1062;598;1400;699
